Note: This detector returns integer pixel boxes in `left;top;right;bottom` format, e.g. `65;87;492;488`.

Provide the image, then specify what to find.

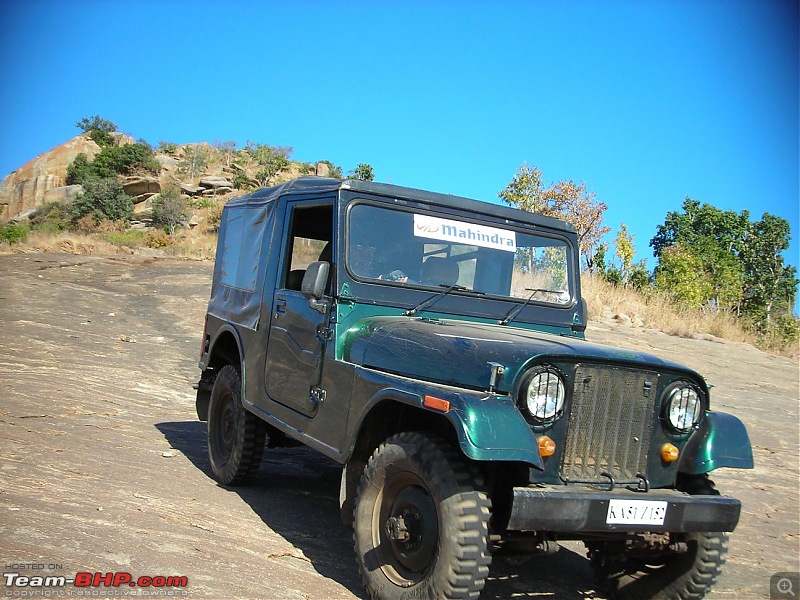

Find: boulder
202;186;234;196
134;193;157;205
10;209;38;223
155;155;179;170
180;183;204;196
316;162;330;177
43;184;83;206
134;194;156;215
123;176;160;197
199;176;233;189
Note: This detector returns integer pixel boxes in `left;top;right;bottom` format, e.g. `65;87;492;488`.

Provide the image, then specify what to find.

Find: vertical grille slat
561;365;658;482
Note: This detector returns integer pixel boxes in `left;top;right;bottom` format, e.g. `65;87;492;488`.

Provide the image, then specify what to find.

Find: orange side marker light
423;395;451;413
538;436;557;458
661;443;680;463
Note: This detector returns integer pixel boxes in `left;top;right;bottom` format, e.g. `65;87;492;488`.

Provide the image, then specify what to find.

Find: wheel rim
374;473;439;584
212;394;237;464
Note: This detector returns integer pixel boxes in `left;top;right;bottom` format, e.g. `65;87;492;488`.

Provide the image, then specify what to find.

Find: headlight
665;384;703;433
522;367;565;424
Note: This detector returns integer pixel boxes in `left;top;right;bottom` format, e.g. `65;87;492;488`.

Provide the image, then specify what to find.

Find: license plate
606;499;668;526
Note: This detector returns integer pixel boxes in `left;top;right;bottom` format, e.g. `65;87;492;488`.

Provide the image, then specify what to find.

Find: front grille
561;365;659;483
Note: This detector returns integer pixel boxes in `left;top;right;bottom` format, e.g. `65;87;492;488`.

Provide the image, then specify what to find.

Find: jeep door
263;200;334;418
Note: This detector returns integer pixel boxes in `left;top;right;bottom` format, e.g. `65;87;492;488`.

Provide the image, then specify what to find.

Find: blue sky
1;0;798;305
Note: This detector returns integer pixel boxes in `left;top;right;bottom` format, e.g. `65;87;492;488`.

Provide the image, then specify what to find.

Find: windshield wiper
498;288;561;325
405;284;482;317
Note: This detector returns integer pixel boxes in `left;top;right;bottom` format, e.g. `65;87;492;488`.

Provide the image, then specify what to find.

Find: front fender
453;393;544;470
679;411;754;474
353;374;544;470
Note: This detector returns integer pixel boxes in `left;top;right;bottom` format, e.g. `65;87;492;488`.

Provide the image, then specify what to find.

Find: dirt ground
1;253;797;599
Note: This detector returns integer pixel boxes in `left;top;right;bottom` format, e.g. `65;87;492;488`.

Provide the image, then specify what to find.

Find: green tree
739;213;798;331
76;115;118;147
158;141;178;155
151;185;188;235
66;153;93;185
178;145;209;179
628;260;651;291
499;164;547;212
71;178;134;222
651;198;748;258
500;165;610;271
350;163;375;181
651;198;796;327
77;143;159;179
614;224;635;285
654;244;712;309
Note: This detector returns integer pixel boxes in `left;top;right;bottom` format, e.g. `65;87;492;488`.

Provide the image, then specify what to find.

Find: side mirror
301;261;330;311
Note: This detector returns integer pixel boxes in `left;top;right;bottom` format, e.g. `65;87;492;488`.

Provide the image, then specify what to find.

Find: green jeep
196;177;753;600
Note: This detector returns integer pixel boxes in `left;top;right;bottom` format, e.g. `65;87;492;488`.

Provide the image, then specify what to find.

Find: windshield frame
340;197;580;323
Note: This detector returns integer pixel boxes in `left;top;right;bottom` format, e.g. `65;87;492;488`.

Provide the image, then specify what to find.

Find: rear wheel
587;474;729;600
207;365;267;485
353;431;492;600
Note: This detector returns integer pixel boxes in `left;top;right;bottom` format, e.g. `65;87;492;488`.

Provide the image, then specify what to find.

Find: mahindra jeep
195;177;753;600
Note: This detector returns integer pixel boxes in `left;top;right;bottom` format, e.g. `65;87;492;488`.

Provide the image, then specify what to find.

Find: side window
219;207;265;292
280;203;333;291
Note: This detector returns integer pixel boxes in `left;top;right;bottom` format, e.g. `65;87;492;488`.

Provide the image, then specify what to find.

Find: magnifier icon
778;578;796;597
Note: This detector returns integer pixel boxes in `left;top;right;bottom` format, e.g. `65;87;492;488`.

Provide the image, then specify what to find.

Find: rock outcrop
0;133;133;221
1;133;331;223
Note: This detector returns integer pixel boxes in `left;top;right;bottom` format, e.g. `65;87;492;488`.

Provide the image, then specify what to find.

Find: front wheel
353;431;492;600
207;365;267;486
587;474;729;600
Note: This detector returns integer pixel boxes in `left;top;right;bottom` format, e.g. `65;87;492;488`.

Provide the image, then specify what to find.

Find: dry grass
583;274;765;346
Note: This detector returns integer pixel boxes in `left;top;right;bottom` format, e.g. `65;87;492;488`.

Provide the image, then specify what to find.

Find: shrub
91;143;160;177
30;202;71;233
71;178;134;222
151;186;188;235
350;163;375;181
66;153;93;185
0;223;29;245
206;203;223;230
232;171;254;190
75;214;98;233
76;115;117;147
158;141;178;154
191;197;217;209
94;219;127;233
143;230;173;248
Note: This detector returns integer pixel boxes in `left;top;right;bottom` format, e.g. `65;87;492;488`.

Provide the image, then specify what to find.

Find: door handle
275;298;287;315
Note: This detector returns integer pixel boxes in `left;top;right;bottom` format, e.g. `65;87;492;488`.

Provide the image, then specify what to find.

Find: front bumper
508;485;741;533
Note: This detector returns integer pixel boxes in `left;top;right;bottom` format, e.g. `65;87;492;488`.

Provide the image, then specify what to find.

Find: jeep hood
343;316;697;393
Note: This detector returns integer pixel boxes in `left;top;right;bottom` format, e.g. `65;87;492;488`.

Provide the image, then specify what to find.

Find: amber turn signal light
423;395;451;413
538;436;556;457
661;443;680;463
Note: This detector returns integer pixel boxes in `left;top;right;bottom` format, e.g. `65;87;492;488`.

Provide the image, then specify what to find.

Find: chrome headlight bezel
519;366;566;426
662;381;705;434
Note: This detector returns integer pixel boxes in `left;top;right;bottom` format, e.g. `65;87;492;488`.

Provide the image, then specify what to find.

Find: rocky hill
0;135;336;222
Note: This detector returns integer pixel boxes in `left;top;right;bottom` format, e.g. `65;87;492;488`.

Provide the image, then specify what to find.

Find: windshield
346;203;573;305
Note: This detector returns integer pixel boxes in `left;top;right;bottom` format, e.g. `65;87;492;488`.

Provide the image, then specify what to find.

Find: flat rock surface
1;253;797;599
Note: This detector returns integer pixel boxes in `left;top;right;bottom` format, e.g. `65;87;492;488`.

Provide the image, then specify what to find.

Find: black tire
353;431;492;600
207;364;267;486
587;474;729;600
